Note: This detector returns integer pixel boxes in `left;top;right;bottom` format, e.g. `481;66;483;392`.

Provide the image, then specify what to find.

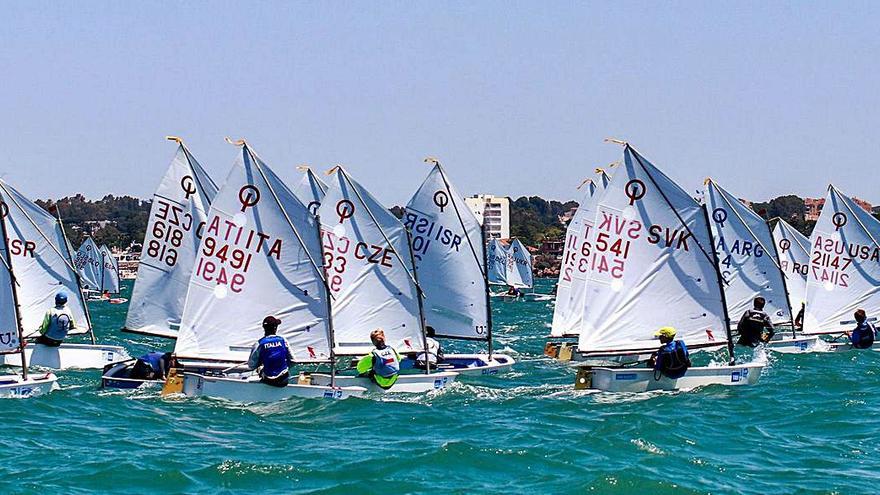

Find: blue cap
55;292;68;305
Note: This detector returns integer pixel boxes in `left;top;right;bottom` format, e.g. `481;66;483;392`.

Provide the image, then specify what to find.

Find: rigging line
242;145;332;292
0;181;81;274
336;167;424;294
431;159;486;278
711;180;785;273
179;143;214;205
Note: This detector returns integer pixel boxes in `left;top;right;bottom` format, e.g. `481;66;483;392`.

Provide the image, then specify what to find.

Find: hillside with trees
34;194;151;249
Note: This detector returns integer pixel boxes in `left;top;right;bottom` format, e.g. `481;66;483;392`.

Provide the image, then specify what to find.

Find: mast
703;204;736;364
55;204;96;344
0;206;28;379
405;228;430;373
766;218;797;338
481;221;494;358
314;213;336;387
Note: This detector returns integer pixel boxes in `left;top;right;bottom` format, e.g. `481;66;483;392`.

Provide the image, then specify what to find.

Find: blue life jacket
44;307;73;341
140;352;165;372
372;346;400;378
257;335;291;379
654;340;690;379
851;322;876;349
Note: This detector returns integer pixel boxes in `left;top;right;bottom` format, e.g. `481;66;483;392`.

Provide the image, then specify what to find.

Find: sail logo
432;190;449;212
336;200;354;224
712;208;728;228
180;175;197;199
779;239;791;253
624;179;646;205
307;201;320;216
832;212;847;231
237;185;261;213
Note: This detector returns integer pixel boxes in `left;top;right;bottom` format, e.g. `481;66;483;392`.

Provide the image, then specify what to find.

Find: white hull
760;336;820;353
577;363;764;392
0;373;59;398
825;341;880;353
310;371;458;393
0;343;130;370
181;373;366;402
435;353;515;376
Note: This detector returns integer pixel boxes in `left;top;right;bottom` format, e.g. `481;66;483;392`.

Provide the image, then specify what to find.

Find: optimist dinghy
403;158;514;377
704;179;818;353
572;141;763;393
0;205;59;397
0;179;129;370
308;166;457;392
801;185;880;351
169;141;365;401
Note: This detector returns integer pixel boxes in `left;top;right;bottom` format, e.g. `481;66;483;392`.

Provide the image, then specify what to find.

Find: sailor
415;326;443;370
130;351;175;380
356;328;400;389
649;326;691;379
34;292;77;347
506;286;522;298
847;309;876;349
247;316;294;387
736;297;775;347
794;302;805;331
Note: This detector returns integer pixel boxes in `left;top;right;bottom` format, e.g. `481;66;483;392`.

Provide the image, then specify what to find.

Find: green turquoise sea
1;279;878;494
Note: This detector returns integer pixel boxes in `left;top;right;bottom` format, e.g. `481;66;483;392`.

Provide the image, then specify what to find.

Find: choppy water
2;279;878;494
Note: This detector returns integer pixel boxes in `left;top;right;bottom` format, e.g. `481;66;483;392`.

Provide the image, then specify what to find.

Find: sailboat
122;137;219;338
0;206;59;397
172;140;365;401
545;168;613;361
0;179;129;370
487;238;533;300
573;142;763;392
74;237;102;293
404;158;515;376
802;185;880;352
771;218;809;323
307;165;458;393
704;179;817;353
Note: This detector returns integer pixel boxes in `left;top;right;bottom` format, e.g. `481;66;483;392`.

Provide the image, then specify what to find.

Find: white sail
125;143;218;337
772;219;809;318
803;185;880;335
0;180;91;336
74;237;102;291
176;144;331;362
551;171;612;337
577;145;728;355
318;167;424;355
509;239;533;289
292;168;328;215
405;162;488;340
98;244;120;294
704;180;792;325
0;239;22;353
486;238;508;285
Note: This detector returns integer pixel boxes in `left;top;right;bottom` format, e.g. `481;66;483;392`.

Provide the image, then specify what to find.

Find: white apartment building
464;194;510;239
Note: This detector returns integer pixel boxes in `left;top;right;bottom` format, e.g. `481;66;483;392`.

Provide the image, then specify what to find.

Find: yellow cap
654;326;677;339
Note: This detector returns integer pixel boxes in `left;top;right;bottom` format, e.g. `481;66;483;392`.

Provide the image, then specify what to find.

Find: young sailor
794;302;805;331
736;297;775;347
130;351;175;380
247;316;294;387
649;326;691;379
356;329;401;389
506;286;522;298
34;292;77;347
847;309;876;349
415;326;443;370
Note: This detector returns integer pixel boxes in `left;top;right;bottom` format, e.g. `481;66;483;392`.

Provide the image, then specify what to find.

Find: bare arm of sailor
247;343;261;370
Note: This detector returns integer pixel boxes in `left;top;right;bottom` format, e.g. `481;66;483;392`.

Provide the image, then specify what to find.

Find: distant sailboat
0;179;128;370
704;179;817;352
771;218;810;322
573;142;762;392
98;244;121;295
74;237;102;292
404;158;515;376
802;185;880;351
123;137;218;338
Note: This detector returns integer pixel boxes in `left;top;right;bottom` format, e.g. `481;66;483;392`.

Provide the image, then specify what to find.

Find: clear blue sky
2;2;878;205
